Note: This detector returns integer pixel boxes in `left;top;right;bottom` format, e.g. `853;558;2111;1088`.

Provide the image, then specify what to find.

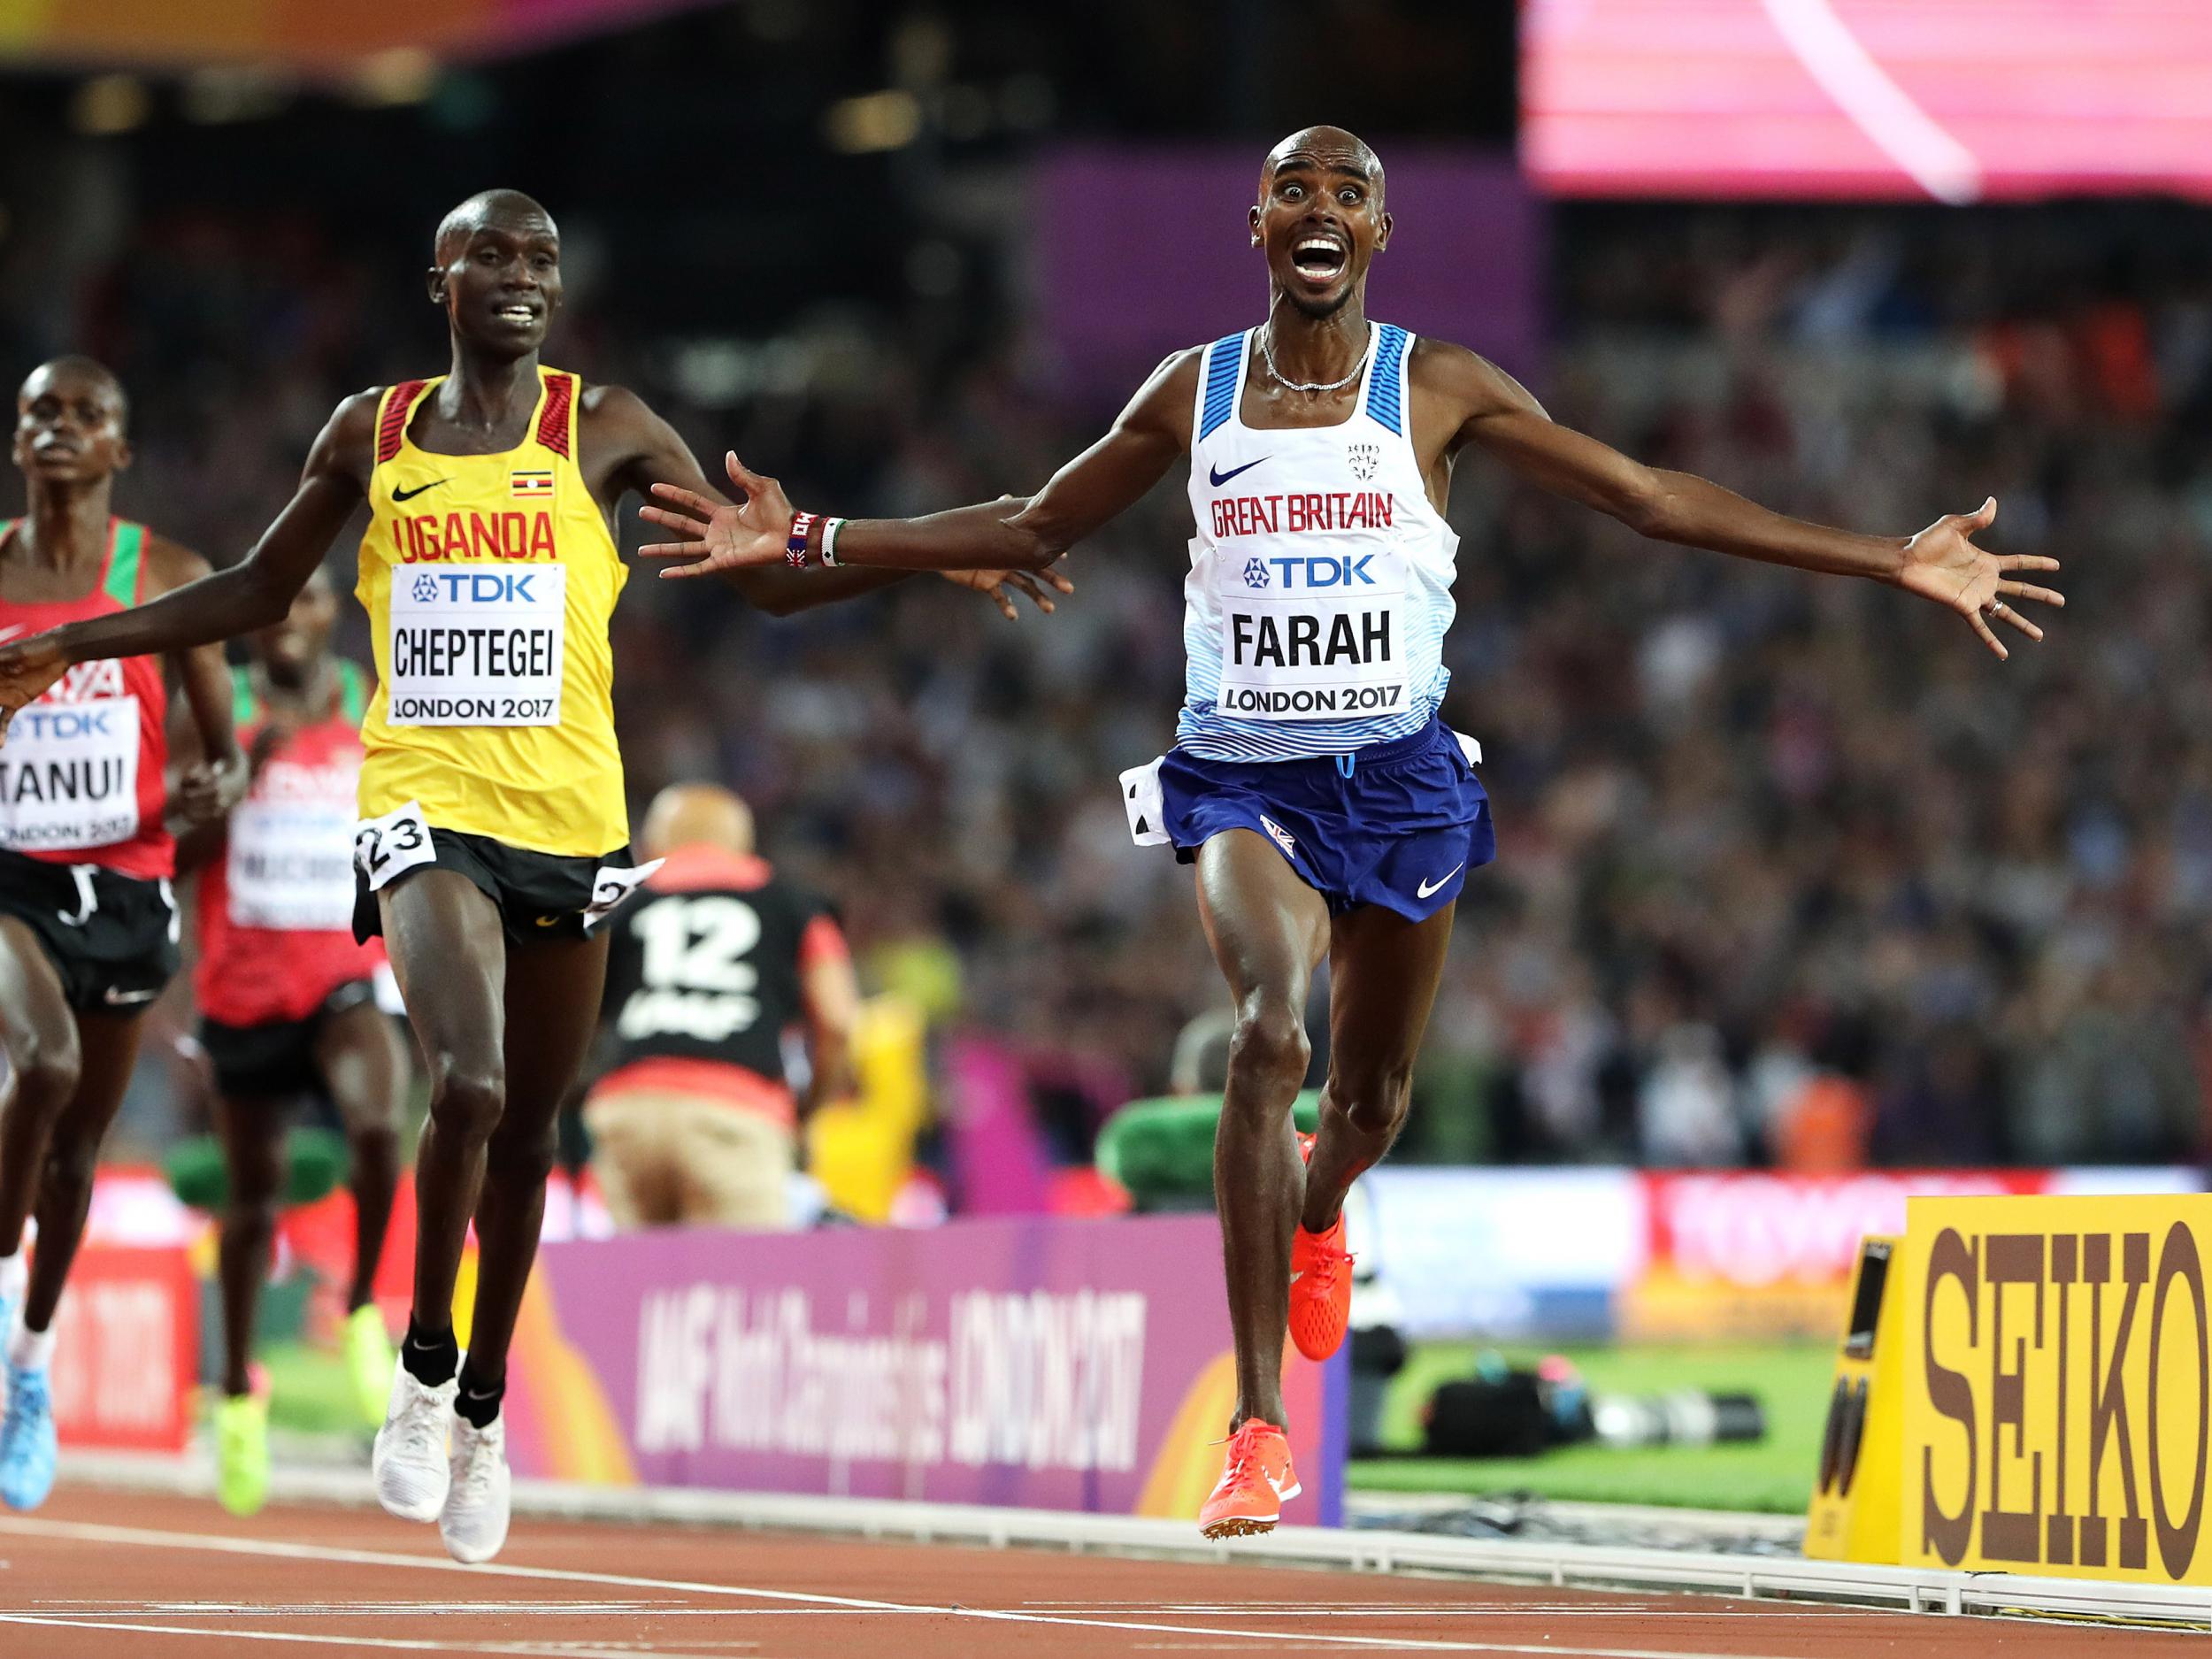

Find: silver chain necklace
1259;322;1371;395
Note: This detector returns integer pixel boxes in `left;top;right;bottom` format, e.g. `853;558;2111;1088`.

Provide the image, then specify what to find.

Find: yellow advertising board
1804;1237;1905;1563
1900;1194;2212;1585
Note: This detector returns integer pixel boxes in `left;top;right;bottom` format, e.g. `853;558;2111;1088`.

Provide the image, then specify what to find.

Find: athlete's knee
1225;997;1310;1106
486;1111;558;1188
4;1023;81;1118
225;1141;285;1209
1330;1055;1417;1141
222;1190;280;1240
349;1120;402;1159
38;1122;104;1200
425;1051;506;1144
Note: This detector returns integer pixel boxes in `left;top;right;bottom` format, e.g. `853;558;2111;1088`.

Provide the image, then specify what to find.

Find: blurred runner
640;126;2065;1537
586;783;856;1230
0;193;1058;1560
179;568;406;1517
0;357;244;1511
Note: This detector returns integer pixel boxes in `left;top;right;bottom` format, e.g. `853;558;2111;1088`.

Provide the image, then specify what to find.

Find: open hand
638;452;795;580
0;632;69;742
1894;498;2062;660
939;565;1075;621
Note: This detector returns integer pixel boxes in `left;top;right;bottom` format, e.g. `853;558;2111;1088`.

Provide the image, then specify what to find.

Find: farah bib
1177;326;1458;762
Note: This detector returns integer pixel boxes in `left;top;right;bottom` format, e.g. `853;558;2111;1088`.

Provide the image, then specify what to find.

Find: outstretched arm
638;349;1200;580
0;394;374;726
1437;344;2062;658
592;386;1065;619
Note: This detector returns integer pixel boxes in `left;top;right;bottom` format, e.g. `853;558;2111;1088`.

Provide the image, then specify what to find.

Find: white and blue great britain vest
1176;324;1457;761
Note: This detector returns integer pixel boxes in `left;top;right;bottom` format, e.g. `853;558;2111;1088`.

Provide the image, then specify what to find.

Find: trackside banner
1901;1194;2212;1584
51;1245;196;1454
501;1215;1345;1522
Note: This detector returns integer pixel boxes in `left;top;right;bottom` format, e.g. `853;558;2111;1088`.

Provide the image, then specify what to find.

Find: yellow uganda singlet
357;369;628;857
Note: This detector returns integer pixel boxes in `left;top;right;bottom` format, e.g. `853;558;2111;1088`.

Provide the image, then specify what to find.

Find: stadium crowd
16;196;2212;1177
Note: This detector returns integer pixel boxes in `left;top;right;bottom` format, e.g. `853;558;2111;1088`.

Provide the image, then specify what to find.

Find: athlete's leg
372;872;507;1525
461;930;608;1399
0;933;142;1514
0;919;84;1263
380;871;507;1357
19;1010;147;1332
311;999;406;1313
1299;900;1458;1235
1193;829;1329;1432
211;1089;290;1397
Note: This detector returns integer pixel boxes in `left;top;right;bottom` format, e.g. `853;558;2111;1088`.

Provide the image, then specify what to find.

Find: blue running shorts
1122;719;1494;922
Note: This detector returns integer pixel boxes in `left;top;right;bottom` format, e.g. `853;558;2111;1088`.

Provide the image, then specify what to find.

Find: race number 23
353;802;437;891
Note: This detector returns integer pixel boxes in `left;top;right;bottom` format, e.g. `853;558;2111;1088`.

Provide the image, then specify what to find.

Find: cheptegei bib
0;670;141;853
384;563;566;727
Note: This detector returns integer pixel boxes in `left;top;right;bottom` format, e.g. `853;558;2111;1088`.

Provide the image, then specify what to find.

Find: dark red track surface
0;1487;2199;1655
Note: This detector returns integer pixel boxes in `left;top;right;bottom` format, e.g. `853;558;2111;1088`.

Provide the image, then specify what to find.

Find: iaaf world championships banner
498;1215;1346;1521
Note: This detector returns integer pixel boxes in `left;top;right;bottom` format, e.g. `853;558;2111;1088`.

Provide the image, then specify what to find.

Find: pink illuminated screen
1523;0;2212;201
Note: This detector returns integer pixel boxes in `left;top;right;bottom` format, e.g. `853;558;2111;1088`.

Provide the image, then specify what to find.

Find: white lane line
0;1616;751;1658
0;1516;1798;1659
12;1606;903;1620
25;1601;668;1617
1759;0;1983;203
1018;1610;1849;1628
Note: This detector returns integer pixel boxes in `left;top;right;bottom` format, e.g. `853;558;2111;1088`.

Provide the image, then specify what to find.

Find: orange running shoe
1288;1133;1354;1362
1288;1215;1354;1361
1199;1420;1301;1538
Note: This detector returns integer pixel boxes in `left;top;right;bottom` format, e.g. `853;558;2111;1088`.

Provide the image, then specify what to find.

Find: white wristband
821;518;845;566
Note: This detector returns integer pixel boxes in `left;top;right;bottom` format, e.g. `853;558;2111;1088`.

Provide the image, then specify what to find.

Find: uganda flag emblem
511;471;554;498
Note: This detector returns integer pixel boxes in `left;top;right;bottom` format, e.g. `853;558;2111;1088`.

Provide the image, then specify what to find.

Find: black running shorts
199;977;380;1100
0;845;179;1012
352;807;642;944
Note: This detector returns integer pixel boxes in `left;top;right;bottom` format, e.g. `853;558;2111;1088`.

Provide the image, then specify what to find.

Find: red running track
0;1488;2199;1656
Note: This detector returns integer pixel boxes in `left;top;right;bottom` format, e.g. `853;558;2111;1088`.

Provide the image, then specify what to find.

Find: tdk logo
1242;557;1270;589
1263;556;1374;588
420;572;541;603
16;707;116;740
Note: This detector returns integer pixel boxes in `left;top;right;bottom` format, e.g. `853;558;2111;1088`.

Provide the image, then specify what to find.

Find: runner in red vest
180;566;407;1516
0;357;245;1511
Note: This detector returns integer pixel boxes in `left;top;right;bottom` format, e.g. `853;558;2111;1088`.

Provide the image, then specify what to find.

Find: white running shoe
372;1357;457;1522
440;1412;511;1564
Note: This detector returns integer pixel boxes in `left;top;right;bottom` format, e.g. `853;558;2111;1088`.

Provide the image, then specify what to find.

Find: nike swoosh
534;914;560;927
103;987;159;1006
391;479;450;503
1209;456;1270;488
1415;863;1466;901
